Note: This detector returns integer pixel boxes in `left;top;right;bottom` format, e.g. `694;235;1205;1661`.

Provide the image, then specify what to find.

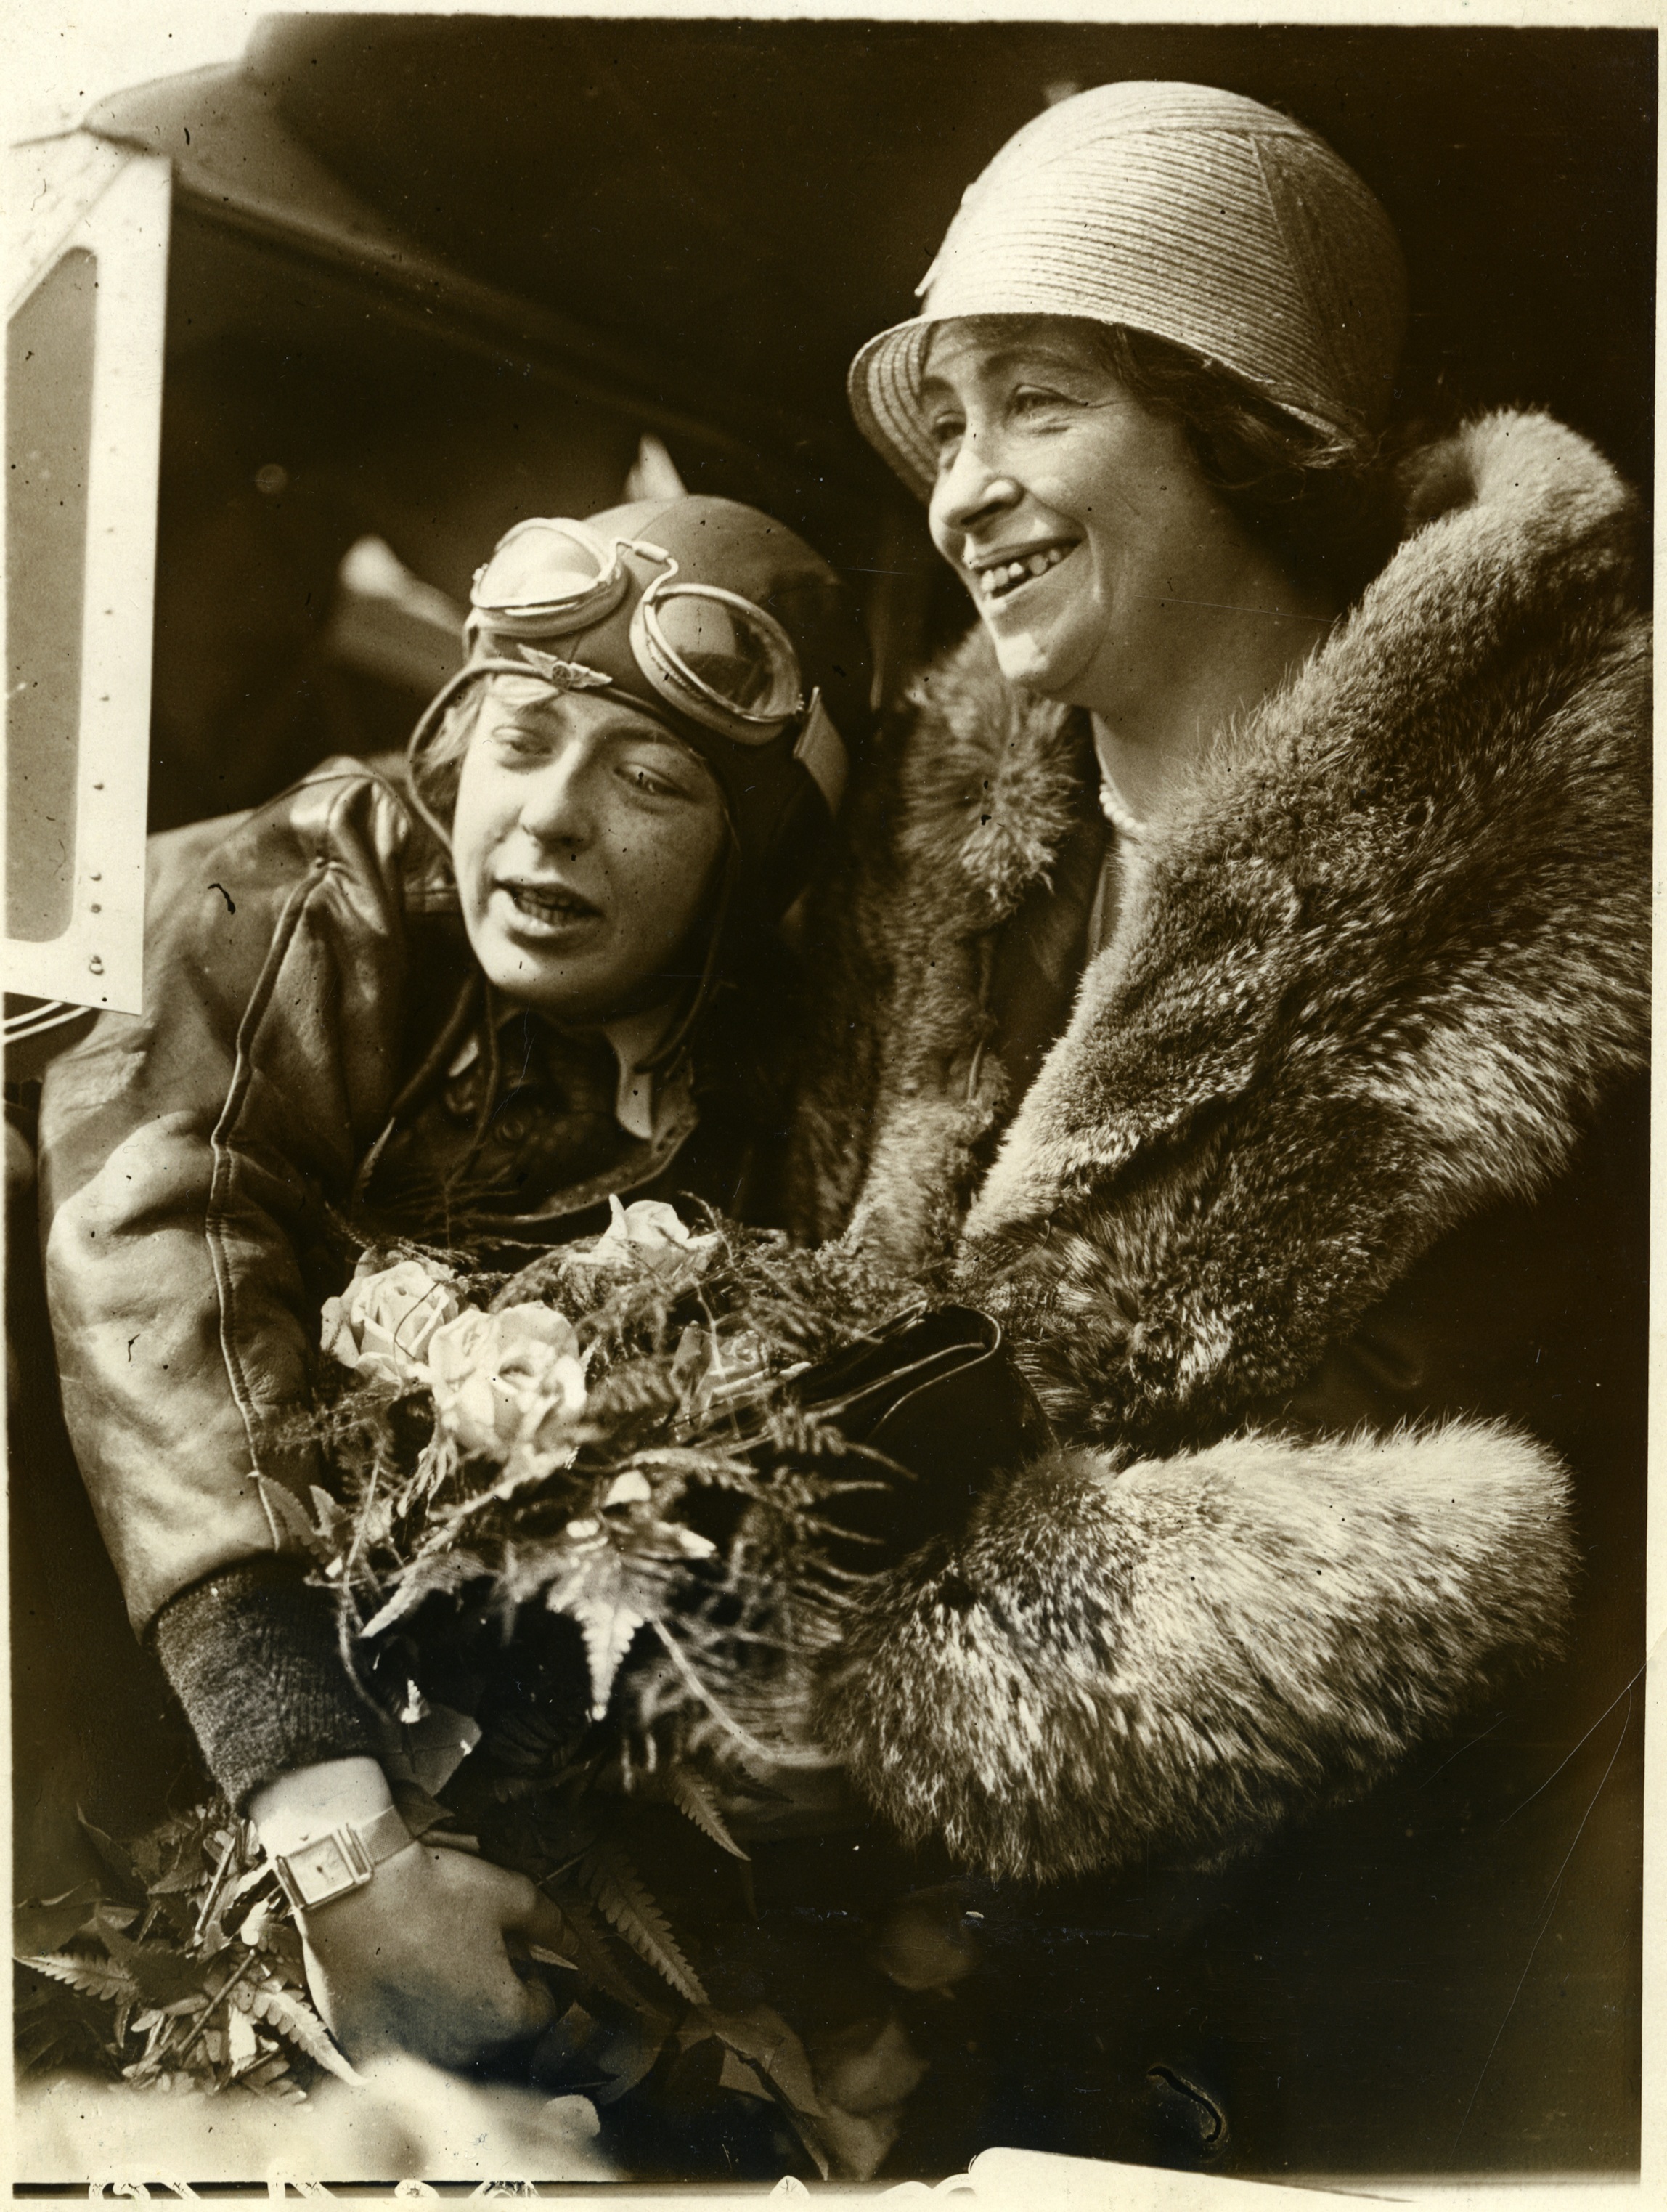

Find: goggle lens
468;521;818;747
473;520;614;614
647;587;803;723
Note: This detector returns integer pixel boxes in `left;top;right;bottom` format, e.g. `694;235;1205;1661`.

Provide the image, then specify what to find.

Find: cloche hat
849;81;1408;500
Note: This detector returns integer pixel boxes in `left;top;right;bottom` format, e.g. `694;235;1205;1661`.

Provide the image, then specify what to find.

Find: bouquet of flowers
17;1202;988;2177
310;1200;913;1758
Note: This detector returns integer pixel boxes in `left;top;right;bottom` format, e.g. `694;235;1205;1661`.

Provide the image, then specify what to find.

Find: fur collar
807;410;1650;1445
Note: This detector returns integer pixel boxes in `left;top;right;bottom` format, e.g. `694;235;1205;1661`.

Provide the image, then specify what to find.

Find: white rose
567;1195;720;1277
320;1257;464;1392
427;1302;588;1459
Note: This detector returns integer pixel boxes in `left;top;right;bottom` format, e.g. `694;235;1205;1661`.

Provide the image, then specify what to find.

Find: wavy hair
1092;323;1401;603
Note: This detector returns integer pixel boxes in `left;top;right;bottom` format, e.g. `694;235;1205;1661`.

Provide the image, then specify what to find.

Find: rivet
88;956;105;974
92;782;104;791
91;903;102;913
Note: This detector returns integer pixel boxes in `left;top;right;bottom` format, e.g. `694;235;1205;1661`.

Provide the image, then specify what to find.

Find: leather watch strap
270;1803;415;1913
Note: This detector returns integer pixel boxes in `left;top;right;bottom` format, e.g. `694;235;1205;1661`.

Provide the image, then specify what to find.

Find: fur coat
786;410;1650;1893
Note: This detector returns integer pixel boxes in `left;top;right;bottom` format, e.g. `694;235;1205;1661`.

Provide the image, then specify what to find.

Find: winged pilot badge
515;645;615;691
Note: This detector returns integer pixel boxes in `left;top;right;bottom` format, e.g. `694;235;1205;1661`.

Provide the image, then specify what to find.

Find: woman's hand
249;1756;568;2070
297;1842;570;2070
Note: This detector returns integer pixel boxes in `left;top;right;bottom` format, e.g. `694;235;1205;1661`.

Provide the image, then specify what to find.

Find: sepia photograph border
3;0;1660;2203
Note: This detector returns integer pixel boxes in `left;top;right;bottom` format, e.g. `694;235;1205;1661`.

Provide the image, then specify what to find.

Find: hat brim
847;319;942;504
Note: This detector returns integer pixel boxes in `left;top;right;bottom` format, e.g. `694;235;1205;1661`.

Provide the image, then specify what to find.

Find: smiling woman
788;79;1650;2177
918;314;1339;820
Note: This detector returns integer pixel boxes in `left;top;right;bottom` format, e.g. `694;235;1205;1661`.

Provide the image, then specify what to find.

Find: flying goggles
469;519;814;749
404;500;859;929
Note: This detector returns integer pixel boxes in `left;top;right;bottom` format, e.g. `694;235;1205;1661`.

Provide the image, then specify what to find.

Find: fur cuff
814;1418;1573;1883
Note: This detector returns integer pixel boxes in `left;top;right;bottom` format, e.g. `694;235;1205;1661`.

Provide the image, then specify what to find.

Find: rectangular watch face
281;1830;369;1906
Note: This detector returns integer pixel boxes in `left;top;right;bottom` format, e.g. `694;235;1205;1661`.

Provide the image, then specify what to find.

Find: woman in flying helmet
33;493;871;2068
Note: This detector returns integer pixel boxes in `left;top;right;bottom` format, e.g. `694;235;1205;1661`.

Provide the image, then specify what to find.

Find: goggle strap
616;537;678;576
402;662;494;849
792;690;849;814
639;835;743;1076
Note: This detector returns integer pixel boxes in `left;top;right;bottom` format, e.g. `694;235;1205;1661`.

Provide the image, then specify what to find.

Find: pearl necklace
1097;781;1147;842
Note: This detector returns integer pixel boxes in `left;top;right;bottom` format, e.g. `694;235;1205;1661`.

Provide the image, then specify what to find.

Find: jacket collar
447;996;684;1144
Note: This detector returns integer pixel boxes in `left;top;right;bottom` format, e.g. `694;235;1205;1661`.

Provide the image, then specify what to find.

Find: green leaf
698;2003;825;2115
227;1855;273;1900
146;1864;205;1897
94;1914;211;2008
15;1984;122;2079
200;1858;274;1957
14;1880;105;1956
588;2013;668;2107
242;2049;292;2090
579;1846;707;2007
155;1994;206;2020
526;1943;578;1971
248;1977;362;2084
76;1813;147;1900
669;1773;749;1861
227;2003;261;2074
236;1899;303;1979
718;2049;770;2100
17;1951;140;2004
694;2002;834;2175
539;1998;667;2107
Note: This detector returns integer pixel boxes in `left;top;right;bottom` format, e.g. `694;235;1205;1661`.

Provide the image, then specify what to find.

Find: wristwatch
269;1804;415;1913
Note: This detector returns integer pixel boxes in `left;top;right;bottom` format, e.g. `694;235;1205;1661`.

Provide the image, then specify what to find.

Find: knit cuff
148;1558;380;1810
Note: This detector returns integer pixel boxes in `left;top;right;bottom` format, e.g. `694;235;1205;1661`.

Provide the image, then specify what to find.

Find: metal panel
5;144;170;1016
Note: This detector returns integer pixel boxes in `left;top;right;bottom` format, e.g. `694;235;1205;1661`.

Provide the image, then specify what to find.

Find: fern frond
359;1548;484;1637
568;1592;649;1722
247;1980;361;2084
254;1476;334;1564
670;1773;749;1861
542;1887;656;2014
18;1951;140;2004
578;1847;707;2006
